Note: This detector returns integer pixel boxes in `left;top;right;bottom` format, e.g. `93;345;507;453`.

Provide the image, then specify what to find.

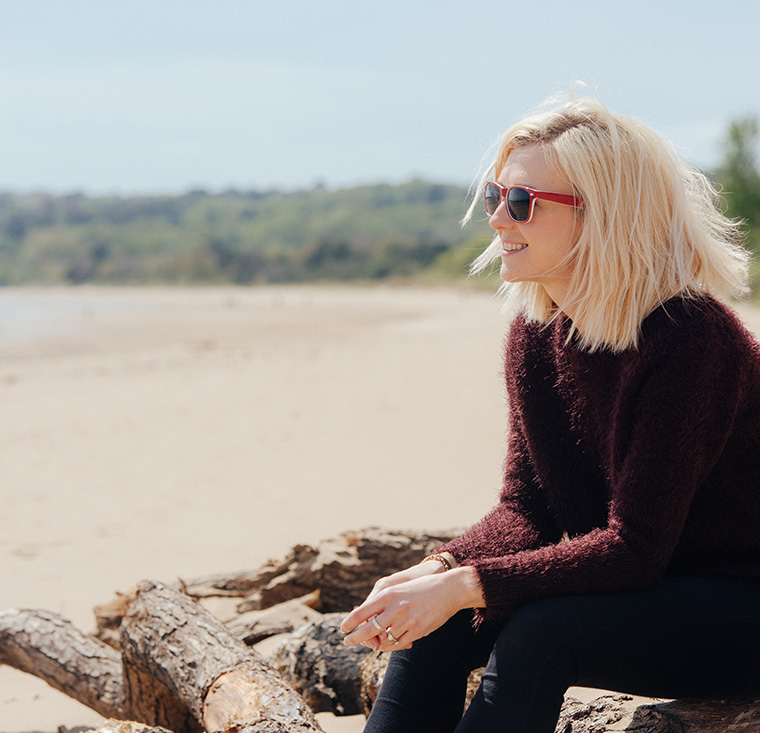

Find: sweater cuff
458;556;521;622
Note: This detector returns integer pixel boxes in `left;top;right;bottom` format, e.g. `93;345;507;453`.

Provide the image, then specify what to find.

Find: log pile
2;527;759;733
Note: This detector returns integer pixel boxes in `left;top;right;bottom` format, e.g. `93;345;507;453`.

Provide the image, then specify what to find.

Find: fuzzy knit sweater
441;295;760;621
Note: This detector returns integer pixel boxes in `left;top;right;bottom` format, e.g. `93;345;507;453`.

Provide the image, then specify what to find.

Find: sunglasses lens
507;187;531;222
484;183;501;215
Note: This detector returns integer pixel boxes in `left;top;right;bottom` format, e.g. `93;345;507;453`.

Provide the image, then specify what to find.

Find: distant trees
0;181;491;286
717;115;760;253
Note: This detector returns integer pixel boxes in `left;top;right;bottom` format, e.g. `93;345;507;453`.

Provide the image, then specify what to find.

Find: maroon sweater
442;295;760;621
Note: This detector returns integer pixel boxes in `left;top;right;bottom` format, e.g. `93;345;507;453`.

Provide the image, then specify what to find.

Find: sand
3;285;759;733
0;284;510;732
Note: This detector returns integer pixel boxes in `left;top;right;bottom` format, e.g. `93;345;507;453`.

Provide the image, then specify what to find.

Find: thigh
456;577;760;733
365;610;502;733
520;577;760;700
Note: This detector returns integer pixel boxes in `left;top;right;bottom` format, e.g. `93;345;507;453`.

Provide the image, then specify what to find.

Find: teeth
501;242;528;252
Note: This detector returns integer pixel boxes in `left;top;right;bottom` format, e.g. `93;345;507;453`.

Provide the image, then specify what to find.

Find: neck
543;284;575;320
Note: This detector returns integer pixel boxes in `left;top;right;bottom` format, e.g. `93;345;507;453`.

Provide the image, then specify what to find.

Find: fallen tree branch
0;607;125;719
174;528;460;613
121;580;323;732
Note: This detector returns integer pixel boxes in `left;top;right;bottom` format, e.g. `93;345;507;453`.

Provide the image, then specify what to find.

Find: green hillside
0;180;495;286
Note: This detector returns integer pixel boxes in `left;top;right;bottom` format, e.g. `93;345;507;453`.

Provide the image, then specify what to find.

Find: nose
488;200;514;231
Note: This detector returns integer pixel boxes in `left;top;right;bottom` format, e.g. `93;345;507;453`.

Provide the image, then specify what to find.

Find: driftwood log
176;528;459;613
268;614;372;716
0;583;323;733
2;528;760;733
556;695;760;732
121;580;322;733
0;528;450;733
68;724;173;733
92;528;458;651
0;607;124;718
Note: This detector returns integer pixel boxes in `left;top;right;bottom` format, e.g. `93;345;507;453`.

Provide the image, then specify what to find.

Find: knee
492;597;580;683
503;598;572;648
393;610;477;667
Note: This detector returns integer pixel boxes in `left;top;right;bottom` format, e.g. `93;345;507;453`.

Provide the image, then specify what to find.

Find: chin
500;266;520;283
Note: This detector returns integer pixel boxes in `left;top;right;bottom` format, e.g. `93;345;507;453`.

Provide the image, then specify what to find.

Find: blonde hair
466;92;750;352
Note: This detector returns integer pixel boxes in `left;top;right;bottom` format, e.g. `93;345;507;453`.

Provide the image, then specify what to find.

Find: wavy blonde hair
466;93;750;352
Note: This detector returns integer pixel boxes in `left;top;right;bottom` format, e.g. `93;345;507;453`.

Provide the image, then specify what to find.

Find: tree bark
120;579;324;733
0;607;125;719
173;528;460;616
72;723;173;733
629;697;760;732
268;614;371;716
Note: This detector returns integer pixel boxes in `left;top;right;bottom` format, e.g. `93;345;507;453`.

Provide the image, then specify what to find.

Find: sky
1;0;758;195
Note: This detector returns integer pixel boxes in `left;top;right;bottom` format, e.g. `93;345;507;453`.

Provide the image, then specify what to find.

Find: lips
501;241;528;252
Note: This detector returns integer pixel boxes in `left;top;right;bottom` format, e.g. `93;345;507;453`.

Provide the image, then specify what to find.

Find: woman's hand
340;560;484;653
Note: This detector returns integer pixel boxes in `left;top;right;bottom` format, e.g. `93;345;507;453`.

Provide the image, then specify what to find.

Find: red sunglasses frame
484;181;584;223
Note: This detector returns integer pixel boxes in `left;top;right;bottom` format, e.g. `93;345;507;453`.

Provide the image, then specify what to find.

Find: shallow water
0;288;153;343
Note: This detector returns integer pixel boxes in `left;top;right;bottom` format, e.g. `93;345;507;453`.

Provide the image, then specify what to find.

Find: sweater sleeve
459;303;749;620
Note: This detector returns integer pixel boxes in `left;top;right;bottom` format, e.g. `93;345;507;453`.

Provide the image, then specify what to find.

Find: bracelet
422;553;452;572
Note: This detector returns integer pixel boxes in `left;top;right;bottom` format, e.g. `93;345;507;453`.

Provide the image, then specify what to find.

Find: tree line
720;116;760;277
0;118;757;288
0;181;494;286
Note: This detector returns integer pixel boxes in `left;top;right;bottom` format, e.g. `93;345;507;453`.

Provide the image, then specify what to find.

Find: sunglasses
483;181;584;223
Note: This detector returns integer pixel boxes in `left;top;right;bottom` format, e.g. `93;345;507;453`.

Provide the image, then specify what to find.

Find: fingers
340;593;390;636
342;610;407;651
341;567;442;651
340;603;376;636
383;623;401;645
343;614;387;648
373;622;411;652
340;565;436;637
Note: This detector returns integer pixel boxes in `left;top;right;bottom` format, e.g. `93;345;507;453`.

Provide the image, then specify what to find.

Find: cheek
535;227;580;272
570;214;584;246
552;215;583;255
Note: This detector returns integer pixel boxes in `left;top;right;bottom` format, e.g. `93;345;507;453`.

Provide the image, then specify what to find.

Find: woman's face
489;143;582;309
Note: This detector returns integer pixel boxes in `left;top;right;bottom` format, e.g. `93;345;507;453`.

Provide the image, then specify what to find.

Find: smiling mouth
501;242;528;252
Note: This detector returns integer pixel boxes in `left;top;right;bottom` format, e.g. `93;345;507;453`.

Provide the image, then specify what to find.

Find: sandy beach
0;284;512;733
3;284;760;733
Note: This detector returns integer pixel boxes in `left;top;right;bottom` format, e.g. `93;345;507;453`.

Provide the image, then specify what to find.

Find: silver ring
385;626;400;644
371;616;384;633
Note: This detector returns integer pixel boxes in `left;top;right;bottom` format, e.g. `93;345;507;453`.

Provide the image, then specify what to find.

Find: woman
341;93;760;732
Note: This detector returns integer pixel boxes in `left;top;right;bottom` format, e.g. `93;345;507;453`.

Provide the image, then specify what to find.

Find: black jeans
364;577;760;732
